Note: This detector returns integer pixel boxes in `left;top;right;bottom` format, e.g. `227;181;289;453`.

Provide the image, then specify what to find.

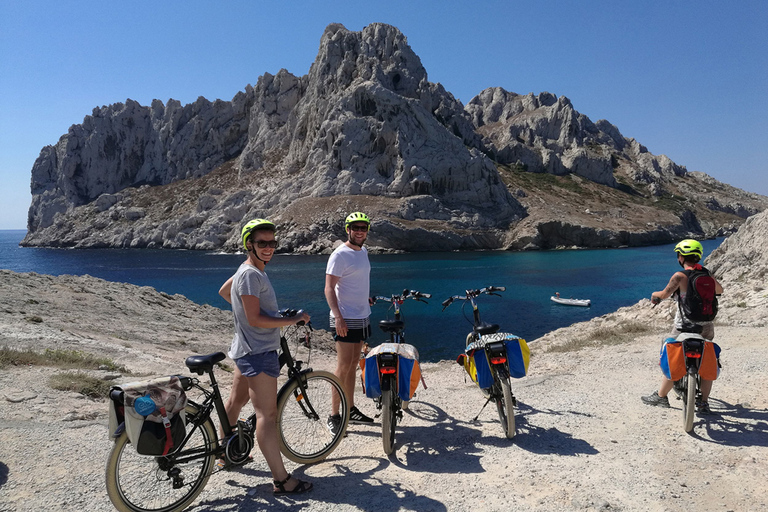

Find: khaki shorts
669;323;715;341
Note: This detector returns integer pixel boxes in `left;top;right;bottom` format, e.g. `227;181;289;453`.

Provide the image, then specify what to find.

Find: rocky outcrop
466;87;688;189
21;23;768;252
27;95;254;232
706;208;768;283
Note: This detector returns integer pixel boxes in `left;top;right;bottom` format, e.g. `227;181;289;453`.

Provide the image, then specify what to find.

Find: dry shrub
546;321;655;353
49;371;112;399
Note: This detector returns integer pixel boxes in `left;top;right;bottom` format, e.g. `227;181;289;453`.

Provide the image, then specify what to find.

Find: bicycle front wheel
105;403;217;512
683;371;697;433
381;378;398;455
496;376;516;439
277;370;349;464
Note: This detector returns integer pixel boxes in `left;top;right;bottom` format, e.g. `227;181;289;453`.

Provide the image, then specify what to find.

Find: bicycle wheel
683;371;697;432
106;403;217;512
495;376;516;439
381;378;397;455
277;370;349;464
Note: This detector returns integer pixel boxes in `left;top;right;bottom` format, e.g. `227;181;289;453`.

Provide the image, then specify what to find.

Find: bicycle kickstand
472;396;494;422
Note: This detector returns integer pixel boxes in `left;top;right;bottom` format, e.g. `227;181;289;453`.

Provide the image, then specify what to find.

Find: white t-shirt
326;244;371;320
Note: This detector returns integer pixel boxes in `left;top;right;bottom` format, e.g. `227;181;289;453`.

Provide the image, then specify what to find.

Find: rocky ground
1;263;766;512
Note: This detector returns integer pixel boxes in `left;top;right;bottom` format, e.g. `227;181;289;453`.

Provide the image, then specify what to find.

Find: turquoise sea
0;230;723;362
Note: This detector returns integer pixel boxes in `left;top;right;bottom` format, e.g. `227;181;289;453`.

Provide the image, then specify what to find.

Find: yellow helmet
674;239;703;261
345;212;370;229
241;219;275;250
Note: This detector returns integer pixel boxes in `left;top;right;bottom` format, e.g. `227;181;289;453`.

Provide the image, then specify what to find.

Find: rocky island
21;23;768;253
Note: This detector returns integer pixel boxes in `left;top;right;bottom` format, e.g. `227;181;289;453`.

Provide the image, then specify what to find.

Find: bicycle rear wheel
683;371;697;432
496;376;516;439
277;370;349;464
105;403;217;512
381;377;398;455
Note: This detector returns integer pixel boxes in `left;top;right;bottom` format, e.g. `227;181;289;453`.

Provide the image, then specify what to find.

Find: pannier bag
109;375;188;456
461;333;530;389
362;343;423;401
659;337;721;381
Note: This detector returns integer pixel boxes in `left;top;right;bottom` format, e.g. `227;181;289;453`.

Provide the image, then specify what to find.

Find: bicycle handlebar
372;289;432;304
279;308;312;330
441;286;506;310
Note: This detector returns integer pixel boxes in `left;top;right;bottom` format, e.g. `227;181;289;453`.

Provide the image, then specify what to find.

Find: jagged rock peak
309;23;428;100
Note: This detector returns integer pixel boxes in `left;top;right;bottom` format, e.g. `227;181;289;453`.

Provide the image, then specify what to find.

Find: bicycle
672;331;707;432
442;286;528;439
652;298;720;433
365;289;431;455
105;309;349;512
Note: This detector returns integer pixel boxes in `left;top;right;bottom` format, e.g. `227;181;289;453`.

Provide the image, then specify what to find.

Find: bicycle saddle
474;323;500;335
679;323;704;334
185;352;227;374
379;319;405;333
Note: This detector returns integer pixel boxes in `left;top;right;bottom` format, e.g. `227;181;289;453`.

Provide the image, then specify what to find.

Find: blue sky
1;1;766;230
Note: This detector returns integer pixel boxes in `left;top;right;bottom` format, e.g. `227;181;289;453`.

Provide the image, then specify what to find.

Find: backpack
679;266;718;322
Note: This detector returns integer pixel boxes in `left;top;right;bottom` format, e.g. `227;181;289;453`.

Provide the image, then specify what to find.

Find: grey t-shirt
228;263;280;360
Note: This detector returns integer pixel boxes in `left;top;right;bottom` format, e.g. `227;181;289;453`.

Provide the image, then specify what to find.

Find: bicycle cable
460;299;474;328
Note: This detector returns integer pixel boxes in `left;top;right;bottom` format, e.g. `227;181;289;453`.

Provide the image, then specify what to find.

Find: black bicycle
443;286;521;439
368;289;430;455
105;310;349;512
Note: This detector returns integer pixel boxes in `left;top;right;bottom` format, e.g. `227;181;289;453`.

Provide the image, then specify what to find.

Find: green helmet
345;212;370;229
241;219;275;250
674;239;703;261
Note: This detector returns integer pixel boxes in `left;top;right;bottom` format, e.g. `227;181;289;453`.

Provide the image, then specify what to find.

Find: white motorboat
551;296;591;307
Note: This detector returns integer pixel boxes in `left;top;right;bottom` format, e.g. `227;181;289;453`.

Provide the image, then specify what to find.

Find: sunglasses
348;224;369;232
252;240;278;248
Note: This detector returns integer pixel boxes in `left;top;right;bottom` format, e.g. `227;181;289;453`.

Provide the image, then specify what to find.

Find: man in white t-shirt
325;212;374;433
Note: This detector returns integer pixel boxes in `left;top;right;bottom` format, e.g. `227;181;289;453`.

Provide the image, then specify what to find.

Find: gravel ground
1;270;767;512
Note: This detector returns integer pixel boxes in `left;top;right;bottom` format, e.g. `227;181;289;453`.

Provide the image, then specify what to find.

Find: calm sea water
1;230;723;362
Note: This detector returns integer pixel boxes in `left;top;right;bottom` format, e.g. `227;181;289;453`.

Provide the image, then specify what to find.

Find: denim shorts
235;350;280;378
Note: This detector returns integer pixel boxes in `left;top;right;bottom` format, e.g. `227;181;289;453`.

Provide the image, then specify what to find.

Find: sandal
216;455;253;470
273;473;313;495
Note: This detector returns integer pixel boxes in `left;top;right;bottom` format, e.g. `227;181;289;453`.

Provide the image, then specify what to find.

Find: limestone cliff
22;23;768;252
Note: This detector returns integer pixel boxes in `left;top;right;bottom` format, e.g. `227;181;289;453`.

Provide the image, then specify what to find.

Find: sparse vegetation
545;321;654;353
49;371;112;398
0;346;128;372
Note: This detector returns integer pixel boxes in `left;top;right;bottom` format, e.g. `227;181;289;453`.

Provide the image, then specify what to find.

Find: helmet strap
246;242;269;266
347;231;365;248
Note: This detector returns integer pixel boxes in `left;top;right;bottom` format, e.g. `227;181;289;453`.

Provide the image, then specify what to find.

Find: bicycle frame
277;330;322;421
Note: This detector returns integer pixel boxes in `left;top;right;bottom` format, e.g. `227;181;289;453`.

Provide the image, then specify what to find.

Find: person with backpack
641;239;723;415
